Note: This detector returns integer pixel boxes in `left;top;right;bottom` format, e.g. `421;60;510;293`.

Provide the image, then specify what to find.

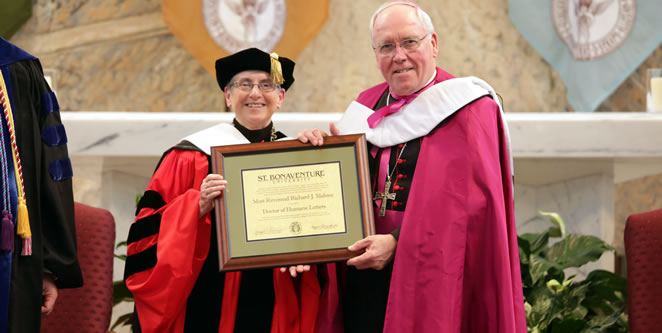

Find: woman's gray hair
224;72;240;92
224;81;234;92
369;1;434;45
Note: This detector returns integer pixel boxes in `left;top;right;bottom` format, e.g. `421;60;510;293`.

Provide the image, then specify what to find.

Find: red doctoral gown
124;124;320;333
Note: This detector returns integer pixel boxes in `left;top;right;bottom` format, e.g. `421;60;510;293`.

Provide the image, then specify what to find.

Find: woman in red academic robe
124;48;320;333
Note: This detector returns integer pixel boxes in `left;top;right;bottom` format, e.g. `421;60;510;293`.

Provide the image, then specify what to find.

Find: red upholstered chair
624;208;662;333
41;202;116;333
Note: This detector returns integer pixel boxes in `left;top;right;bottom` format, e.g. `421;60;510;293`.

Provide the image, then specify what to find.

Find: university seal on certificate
290;222;302;235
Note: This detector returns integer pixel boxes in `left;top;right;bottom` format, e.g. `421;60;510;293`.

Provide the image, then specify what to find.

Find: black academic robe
0;38;83;333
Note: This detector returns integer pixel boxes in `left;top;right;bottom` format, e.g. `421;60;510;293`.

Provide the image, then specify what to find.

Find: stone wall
615;174;662;252
11;0;662;113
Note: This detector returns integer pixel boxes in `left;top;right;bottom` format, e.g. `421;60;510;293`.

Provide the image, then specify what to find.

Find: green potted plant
520;211;628;332
110;240;134;332
109;194;140;332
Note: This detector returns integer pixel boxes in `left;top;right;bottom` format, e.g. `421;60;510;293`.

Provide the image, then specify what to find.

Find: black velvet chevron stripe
124;244;157;281
135;190;166;216
127;214;161;245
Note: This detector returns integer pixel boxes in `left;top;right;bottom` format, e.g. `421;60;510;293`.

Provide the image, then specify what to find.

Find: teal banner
510;0;662;112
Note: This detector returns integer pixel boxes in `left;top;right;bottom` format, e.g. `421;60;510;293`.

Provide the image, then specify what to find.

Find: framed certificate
211;134;374;271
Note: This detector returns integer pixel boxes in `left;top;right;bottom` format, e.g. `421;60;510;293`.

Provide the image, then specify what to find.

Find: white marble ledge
61;111;662;158
63;112;335;157
507;112;662;158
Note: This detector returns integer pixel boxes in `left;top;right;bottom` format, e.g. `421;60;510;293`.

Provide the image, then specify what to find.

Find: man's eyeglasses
231;79;279;92
374;34;430;56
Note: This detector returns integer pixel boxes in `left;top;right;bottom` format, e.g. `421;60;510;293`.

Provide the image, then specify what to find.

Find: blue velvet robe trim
0;37;34;67
48;158;73;181
41;125;67;146
41;91;59;114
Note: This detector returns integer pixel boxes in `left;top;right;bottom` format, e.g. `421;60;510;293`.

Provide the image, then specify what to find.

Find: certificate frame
211;134;374;271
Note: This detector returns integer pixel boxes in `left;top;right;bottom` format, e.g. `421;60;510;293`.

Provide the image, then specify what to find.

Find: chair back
41;202;116;333
624;208;662;333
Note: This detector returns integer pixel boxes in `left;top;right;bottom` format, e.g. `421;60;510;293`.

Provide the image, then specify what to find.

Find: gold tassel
2;68;32;255
270;52;284;85
16;198;31;239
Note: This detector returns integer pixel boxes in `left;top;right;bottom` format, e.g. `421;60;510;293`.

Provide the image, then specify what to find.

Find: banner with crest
161;0;328;73
510;0;662;111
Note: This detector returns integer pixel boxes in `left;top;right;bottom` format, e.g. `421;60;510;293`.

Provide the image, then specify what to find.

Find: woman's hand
296;122;340;146
279;265;311;278
199;174;227;219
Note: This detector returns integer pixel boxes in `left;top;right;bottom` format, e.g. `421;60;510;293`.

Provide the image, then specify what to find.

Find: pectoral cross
374;178;396;216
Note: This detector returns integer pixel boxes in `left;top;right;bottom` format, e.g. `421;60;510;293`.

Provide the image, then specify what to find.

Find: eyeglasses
231;79;279;92
373;34;430;56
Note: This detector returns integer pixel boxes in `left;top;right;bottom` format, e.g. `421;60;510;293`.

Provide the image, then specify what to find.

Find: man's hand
279;264;311;278
199;174;227;219
42;274;58;315
347;234;397;270
296;122;340;146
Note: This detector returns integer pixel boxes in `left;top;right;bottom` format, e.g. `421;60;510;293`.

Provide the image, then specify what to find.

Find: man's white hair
369;1;435;45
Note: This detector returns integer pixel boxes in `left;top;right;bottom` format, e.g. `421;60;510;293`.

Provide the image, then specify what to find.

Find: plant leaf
518;236;531;263
518;236;533;288
526;285;552;306
563;282;589;309
567;305;588;321
582;270;627;317
113;280;134;306
550;318;586;333
539;210;566;239
526;296;553;330
547;226;562;238
533;294;567;331
584;270;627;297
530;255;561;286
520;232;550;255
110;312;133;330
547;279;563;294
584;307;625;331
546;234;612;269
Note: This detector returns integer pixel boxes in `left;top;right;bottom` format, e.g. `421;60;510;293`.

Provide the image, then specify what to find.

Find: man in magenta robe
300;2;527;332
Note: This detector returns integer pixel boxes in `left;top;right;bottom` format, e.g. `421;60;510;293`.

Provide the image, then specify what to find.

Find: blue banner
510;0;662;111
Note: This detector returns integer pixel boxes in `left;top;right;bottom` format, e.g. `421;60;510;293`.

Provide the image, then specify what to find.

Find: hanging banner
510;0;662;111
0;0;32;40
161;0;328;73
